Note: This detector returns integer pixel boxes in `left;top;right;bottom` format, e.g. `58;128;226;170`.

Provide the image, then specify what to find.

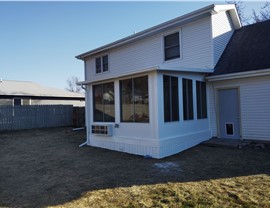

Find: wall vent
92;125;113;136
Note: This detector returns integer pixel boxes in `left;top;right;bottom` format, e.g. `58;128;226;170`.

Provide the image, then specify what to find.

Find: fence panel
0;105;73;131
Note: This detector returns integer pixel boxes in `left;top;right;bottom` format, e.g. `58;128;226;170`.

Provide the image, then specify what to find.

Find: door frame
216;87;242;139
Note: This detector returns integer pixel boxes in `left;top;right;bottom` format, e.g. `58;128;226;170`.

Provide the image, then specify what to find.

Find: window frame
196;80;207;119
95;54;109;74
163;31;181;62
182;78;194;121
120;75;149;123
93;82;115;123
163;75;179;122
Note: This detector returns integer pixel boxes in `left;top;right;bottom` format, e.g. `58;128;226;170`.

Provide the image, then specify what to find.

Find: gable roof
213;20;270;76
76;4;241;60
0;80;84;100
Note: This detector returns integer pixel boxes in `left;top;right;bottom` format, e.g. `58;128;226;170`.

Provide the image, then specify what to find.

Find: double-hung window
93;82;115;122
164;32;180;61
163;75;179;122
196;81;207;119
182;78;194;120
120;76;149;123
95;55;109;74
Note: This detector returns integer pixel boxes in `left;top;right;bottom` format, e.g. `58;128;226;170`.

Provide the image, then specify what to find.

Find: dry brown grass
0;127;269;208
53;174;270;208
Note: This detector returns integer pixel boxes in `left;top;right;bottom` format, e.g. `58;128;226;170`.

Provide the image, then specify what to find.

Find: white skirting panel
87;135;160;158
159;130;212;158
86;130;211;159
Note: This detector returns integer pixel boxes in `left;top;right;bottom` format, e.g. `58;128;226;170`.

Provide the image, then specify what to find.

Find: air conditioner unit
91;124;113;136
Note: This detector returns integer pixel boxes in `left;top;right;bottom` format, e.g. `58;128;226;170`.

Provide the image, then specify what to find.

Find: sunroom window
120;76;149;123
182;78;194;120
196;81;207;119
93;82;115;122
163;75;179;122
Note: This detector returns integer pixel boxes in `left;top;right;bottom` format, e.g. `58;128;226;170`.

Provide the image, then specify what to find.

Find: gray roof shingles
213;20;270;76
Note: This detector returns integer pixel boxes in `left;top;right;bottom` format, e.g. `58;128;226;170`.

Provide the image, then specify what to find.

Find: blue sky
0;1;264;90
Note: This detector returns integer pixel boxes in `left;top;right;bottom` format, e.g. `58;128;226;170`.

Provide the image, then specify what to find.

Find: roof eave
207;68;270;81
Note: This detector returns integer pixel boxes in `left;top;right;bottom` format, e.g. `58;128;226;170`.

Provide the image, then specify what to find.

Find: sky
0;1;265;90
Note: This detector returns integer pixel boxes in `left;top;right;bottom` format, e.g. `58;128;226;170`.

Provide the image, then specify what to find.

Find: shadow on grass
0;127;269;208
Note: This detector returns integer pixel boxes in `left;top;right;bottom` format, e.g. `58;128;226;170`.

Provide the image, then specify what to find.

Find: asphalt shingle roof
213;20;270;76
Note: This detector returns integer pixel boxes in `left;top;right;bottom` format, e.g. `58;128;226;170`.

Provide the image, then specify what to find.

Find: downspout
78;83;88;148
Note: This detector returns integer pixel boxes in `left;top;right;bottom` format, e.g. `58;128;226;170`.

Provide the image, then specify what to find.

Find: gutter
79;141;88;148
77;65;213;86
77;66;158;85
207;68;270;82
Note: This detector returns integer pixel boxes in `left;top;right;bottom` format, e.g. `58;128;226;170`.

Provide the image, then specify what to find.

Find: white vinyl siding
212;11;234;66
209;75;270;141
85;17;213;82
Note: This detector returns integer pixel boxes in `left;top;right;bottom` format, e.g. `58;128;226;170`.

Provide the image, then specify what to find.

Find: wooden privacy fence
73;107;85;127
0;105;73;131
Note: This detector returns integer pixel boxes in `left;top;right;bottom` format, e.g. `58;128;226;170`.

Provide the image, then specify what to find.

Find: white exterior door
218;88;240;139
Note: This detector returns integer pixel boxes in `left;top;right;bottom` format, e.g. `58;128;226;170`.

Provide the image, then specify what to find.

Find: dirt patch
0;128;270;207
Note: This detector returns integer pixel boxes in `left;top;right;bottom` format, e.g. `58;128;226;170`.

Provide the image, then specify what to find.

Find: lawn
0;128;269;208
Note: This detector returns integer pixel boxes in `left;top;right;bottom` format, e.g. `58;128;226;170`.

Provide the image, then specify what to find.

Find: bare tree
66;76;82;93
226;1;250;25
252;1;270;23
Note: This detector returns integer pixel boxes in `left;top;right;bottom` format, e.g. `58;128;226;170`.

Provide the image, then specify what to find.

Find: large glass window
164;32;180;61
182;78;194;120
93;82;115;122
196;81;207;119
120;76;149;123
163;75;179;122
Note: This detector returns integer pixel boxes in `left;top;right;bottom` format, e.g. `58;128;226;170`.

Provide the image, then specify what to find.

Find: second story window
95;55;109;74
164;32;180;61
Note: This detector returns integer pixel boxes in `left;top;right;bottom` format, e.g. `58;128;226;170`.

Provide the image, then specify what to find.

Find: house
207;20;270;141
76;4;244;158
0;80;85;106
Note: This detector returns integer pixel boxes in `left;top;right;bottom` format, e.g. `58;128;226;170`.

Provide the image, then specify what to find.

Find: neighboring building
76;4;267;159
207;20;270;141
0;80;85;106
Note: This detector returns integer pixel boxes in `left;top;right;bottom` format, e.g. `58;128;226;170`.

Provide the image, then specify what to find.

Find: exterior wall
86;70;212;158
82;10;238;158
156;71;211;158
212;11;234;66
85;16;213;83
209;75;270;141
86;71;161;158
